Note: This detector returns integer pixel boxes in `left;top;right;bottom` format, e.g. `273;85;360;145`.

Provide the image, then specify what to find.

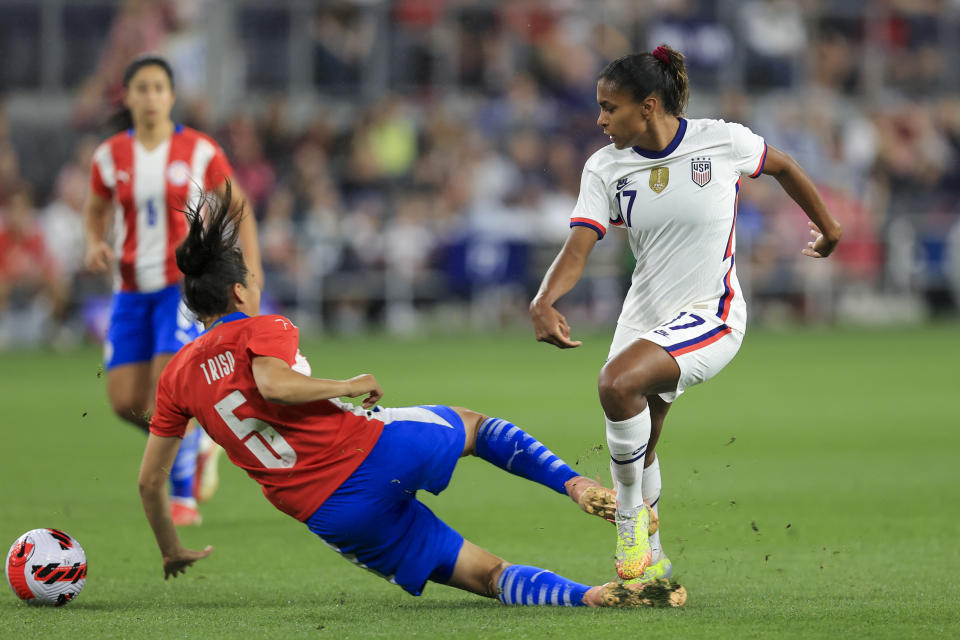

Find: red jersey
89;124;233;293
149;313;384;521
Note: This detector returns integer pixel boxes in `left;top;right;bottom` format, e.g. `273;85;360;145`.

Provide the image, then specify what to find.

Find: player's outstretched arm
251;356;383;408
83;191;115;273
761;145;843;258
216;181;264;289
138;434;213;579
530;227;599;348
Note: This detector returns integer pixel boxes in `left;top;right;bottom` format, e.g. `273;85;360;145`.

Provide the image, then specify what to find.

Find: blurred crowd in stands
2;0;960;348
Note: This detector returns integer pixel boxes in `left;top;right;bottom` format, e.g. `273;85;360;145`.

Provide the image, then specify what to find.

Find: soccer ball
5;529;87;606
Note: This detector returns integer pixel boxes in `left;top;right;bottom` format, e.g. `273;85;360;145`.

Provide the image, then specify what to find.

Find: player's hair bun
599;44;689;116
175;230;215;277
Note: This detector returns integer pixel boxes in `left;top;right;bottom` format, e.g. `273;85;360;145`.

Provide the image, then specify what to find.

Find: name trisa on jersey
200;351;236;384
199;347;312;384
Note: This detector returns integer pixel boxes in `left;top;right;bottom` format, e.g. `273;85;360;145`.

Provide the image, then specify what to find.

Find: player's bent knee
597;367;646;416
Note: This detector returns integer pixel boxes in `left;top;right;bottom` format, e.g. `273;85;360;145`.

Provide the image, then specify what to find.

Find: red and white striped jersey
90;124;234;292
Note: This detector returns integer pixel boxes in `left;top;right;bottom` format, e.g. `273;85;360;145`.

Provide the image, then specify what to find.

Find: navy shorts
305;405;467;596
104;284;201;369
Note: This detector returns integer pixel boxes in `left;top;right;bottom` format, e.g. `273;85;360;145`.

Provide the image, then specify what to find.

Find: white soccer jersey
570;117;767;334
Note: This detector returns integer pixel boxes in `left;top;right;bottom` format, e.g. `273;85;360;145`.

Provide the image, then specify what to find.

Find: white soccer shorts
607;309;744;403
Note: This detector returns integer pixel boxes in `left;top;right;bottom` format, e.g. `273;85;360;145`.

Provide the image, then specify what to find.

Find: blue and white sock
496;565;589;606
475;418;578;494
169;426;200;501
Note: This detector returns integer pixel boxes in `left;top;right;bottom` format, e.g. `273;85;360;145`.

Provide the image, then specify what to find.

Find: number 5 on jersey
214;390;297;468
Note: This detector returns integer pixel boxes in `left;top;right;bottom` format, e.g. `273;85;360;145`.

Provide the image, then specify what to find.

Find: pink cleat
170;497;202;526
193;432;222;504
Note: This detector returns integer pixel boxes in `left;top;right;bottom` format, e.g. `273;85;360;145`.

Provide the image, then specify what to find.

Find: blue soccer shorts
305;405;467;596
104;284;201;369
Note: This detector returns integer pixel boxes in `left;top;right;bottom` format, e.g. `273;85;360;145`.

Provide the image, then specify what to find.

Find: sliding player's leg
445;539;589;605
305;405;684;605
446;538;686;608
305;404;471;596
452;407;616;523
310;471;683;607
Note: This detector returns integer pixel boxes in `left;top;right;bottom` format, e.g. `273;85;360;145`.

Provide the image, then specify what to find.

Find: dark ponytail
598;44;689;116
103;108;134;135
104;54;176;135
176;180;249;321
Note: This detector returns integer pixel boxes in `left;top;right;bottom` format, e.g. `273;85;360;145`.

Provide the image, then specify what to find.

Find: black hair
104;55;176;134
176;180;249;321
598;44;689;116
122;54;175;89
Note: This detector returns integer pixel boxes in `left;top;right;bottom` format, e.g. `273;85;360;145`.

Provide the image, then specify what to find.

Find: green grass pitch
1;324;959;639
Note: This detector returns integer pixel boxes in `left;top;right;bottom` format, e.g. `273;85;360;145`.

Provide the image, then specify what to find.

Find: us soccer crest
690;157;711;187
649;167;669;193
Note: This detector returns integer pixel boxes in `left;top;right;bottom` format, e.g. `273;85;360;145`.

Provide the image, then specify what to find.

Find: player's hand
162;545;213;580
801;221;841;258
344;374;383;409
530;301;582;349
85;240;115;272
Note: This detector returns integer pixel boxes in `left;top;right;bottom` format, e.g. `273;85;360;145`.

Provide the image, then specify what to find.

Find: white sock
605;406;650;513
642;455;663;561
